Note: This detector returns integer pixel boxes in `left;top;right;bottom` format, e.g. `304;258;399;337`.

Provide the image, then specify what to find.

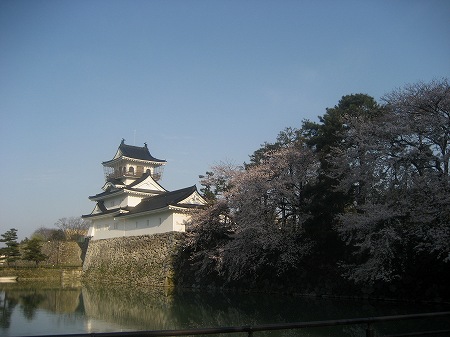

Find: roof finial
144;142;148;148
121;138;125;145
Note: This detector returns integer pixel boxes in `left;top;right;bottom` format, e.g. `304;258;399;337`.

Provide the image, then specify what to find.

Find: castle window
146;219;150;227
129;166;134;174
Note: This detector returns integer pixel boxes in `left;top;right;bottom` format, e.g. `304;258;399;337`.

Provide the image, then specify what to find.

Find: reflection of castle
83;140;206;240
82;285;176;331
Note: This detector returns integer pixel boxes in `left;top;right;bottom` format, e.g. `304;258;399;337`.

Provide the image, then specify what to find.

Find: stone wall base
82;232;185;287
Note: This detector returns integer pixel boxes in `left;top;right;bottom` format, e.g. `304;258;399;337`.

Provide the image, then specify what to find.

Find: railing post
247;326;253;337
366;323;375;337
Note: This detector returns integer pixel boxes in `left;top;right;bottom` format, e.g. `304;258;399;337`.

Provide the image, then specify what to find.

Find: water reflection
83;283;176;331
1;282;450;337
1;292;18;329
82;285;372;336
0;282;85;336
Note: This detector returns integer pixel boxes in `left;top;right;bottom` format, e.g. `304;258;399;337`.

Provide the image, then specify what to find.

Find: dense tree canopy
333;79;450;286
182;142;317;286
32;227;65;242
179;79;450;299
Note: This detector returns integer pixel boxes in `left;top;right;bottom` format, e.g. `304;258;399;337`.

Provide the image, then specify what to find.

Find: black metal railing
13;311;450;337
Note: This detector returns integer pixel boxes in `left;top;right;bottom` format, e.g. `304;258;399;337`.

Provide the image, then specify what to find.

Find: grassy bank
0;266;82;280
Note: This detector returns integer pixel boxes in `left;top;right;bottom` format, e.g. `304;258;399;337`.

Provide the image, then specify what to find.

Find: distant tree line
176;78;450;300
0;217;90;267
33;216;90;242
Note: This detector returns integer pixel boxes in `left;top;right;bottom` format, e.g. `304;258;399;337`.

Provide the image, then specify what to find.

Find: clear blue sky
1;0;449;240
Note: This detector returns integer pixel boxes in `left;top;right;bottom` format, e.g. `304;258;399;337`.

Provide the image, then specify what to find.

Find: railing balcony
104;165;164;182
106;171;162;181
14;311;450;337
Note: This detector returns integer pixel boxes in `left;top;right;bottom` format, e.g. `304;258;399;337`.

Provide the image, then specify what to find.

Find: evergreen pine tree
0;228;21;267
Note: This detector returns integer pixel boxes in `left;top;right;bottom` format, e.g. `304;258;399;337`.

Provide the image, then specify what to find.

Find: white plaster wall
89;217;113;240
101;194;145;209
173;212;189;232
89;210;187;240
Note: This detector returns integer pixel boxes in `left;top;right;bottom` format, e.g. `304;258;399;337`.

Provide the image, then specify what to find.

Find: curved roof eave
116;203;199;219
102;156;166;166
102;140;166;165
88;188;162;201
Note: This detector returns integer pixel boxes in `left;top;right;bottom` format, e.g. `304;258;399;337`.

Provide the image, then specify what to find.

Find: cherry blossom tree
221;143;317;283
334;79;450;285
198;161;242;202
183;140;318;286
181;200;235;283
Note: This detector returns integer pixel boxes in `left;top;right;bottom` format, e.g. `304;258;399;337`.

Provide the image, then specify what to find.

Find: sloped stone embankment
82;232;185;287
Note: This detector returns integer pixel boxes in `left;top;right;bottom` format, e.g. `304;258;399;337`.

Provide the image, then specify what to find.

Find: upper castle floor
102;139;166;182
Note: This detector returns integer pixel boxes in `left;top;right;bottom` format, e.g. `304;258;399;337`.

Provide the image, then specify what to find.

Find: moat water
1;281;449;337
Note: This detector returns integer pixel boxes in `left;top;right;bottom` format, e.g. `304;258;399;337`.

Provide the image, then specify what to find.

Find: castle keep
83;139;206;240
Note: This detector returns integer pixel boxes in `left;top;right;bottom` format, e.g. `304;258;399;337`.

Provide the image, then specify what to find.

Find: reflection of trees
2;283;448;337
1;284;81;319
20;291;45;319
170;290;449;337
82;285;387;336
0;292;18;329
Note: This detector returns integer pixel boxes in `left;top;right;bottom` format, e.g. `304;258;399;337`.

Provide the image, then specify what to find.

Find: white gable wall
178;191;206;205
125;195;145;207
132;175;165;191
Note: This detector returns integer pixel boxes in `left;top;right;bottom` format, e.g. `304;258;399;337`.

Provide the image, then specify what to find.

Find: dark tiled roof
122;185;200;216
118;140;166;163
82;206;130;218
106;178;124;185
89;190;113;199
84;186;203;218
89;172;165;199
89;187;163;200
97;201;107;212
